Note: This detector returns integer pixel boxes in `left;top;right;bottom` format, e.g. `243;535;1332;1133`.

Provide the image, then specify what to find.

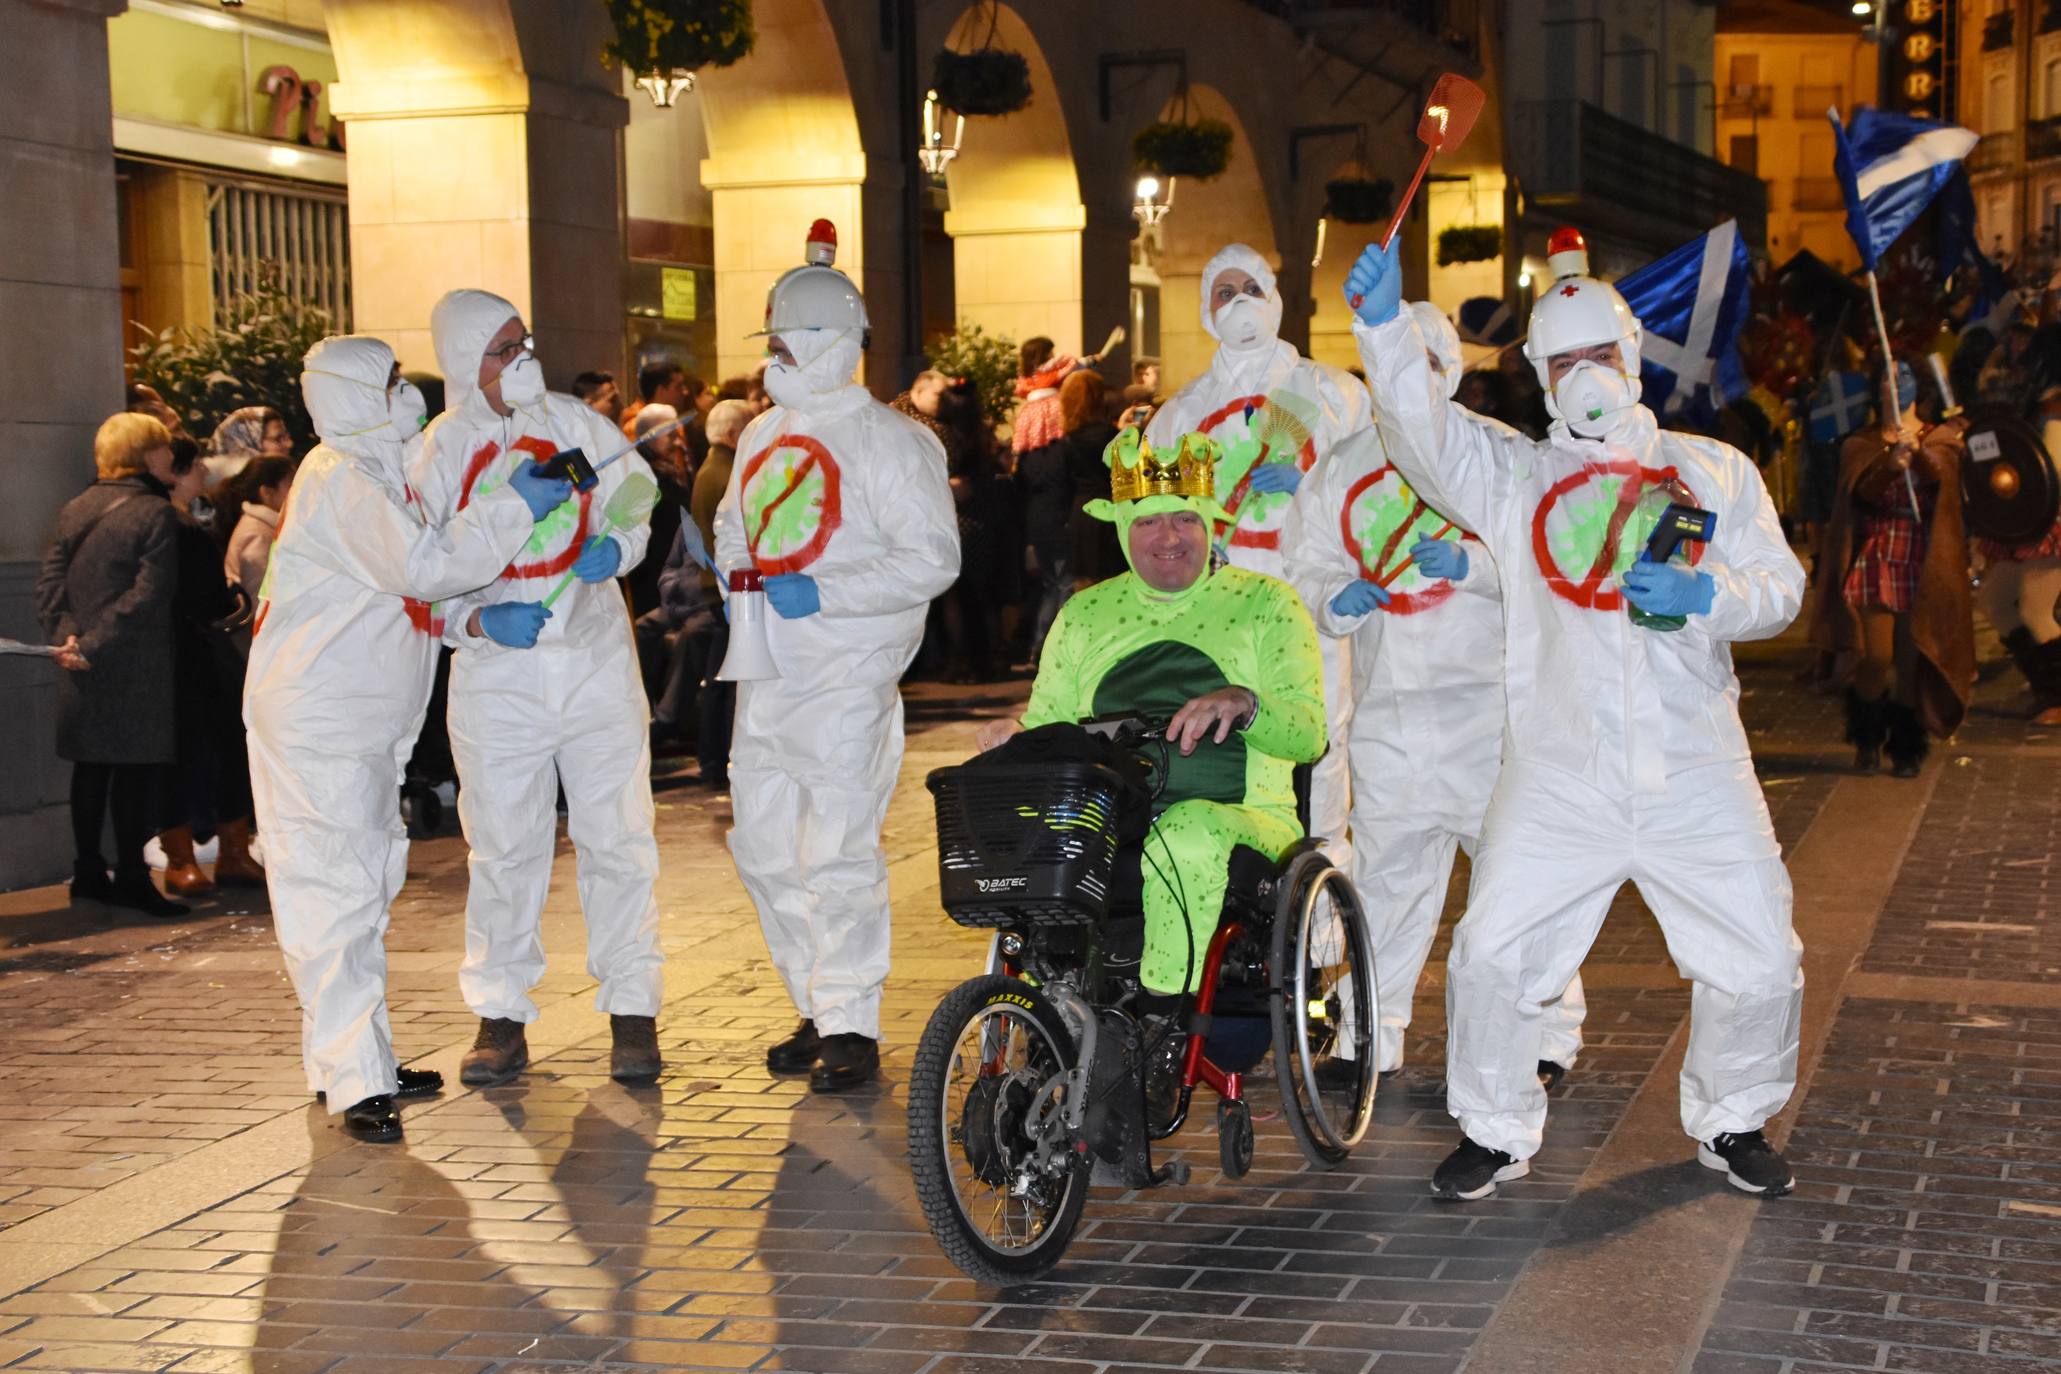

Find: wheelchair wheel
1217;1097;1254;1179
908;975;1090;1286
1269;852;1377;1170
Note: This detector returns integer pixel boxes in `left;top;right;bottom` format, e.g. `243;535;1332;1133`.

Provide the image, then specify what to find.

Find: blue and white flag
1830;107;1978;272
1617;218;1752;425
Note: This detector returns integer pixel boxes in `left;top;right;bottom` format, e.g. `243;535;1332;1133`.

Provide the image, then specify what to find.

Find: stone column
0;0;129;887
323;0;627;380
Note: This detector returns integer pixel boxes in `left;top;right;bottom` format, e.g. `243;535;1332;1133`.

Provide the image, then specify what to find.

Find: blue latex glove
1330;579;1392;618
478;601;551;648
572;534;621;583
1620;557;1716;618
1343;239;1402;327
763;572;821;619
508;460;574;521
1246;462;1303;496
1410;537;1468;582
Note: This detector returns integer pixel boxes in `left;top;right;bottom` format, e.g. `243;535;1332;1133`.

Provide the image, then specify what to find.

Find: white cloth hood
432;288;522;417
1200;243;1280;340
1409;302;1464;399
301;336;399;462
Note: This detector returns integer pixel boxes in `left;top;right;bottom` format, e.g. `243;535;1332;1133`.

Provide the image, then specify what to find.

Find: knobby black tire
907;974;1089;1286
1270;853;1378;1171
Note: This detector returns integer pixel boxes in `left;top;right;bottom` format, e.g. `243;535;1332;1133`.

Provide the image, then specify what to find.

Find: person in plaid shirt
1808;360;1976;777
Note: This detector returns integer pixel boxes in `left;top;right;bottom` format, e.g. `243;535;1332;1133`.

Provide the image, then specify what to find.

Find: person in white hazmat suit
248;335;571;1142
1282;303;1586;1087
411;290;667;1088
713;257;960;1093
1342;239;1806;1202
1145;244;1368;864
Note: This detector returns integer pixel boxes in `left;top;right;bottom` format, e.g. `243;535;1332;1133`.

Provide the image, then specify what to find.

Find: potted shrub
1133;117;1235;181
931;47;1032;117
1324;177;1394;224
1436;224;1503;266
602;0;755;91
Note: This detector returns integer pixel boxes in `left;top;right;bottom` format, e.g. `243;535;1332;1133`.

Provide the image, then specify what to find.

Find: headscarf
202;405;283;488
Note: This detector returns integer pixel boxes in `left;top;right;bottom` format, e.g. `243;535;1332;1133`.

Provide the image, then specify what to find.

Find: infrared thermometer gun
1629;502;1716;632
537;447;599;493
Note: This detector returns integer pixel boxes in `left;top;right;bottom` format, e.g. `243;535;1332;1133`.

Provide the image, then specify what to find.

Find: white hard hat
1522;276;1642;388
751;264;869;339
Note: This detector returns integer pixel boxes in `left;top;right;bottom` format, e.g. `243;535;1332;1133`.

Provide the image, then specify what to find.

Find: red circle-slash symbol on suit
1196;394;1318;551
739;434;843;575
455;435;594;580
1339;464;1461;617
1530;457;1703;611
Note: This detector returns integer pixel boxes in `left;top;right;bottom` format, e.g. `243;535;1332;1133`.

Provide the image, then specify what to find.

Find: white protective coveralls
248;335;537;1111
713;328;959;1040
1283;303;1585;1074
1354;302;1806;1161
411;290;663;1026
1146;244;1368;861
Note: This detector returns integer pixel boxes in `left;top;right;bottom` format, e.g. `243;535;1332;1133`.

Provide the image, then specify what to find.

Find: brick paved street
0;637;2057;1374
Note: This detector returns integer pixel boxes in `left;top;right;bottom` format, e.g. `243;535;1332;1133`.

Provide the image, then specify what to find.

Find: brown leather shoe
459;1017;528;1086
159;826;215;899
213;817;267;888
610;1015;663;1083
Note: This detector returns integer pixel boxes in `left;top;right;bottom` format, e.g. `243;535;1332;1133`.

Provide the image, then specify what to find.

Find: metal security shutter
206;178;351;328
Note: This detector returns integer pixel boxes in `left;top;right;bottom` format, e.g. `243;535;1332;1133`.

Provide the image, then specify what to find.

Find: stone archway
1150;84;1282;392
693;0;868;385
934;3;1091;356
323;0;627;375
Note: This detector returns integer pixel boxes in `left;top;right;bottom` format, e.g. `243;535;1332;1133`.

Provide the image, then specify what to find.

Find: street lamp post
919;89;965;179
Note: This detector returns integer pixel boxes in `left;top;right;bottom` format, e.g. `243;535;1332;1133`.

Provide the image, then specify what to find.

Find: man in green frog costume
976;429;1328;995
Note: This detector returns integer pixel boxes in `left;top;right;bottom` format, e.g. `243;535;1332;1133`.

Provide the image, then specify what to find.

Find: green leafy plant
1324;177;1394;224
931;48;1032;117
927;320;1019;429
1133;118;1235;180
602;0;755;77
1436;224;1504;266
129;281;332;452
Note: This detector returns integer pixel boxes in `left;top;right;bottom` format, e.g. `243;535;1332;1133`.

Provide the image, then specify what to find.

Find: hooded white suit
248;335;537;1111
1284;304;1584;1074
1354;305;1806;1162
410;290;663;1026
713;329;959;1040
1146;244;1367;863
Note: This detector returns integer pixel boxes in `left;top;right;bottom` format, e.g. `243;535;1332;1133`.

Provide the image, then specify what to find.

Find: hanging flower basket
1435;224;1503;266
1324;177;1394;224
602;0;755;83
931;48;1032;117
1133;118;1235;181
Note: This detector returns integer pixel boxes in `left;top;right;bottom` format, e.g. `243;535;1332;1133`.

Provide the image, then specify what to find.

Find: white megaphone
716;568;781;681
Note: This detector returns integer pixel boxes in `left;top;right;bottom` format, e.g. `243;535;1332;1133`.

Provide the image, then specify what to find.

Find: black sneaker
1537;1060;1567;1092
1430;1137;1528;1201
1699;1130;1793;1196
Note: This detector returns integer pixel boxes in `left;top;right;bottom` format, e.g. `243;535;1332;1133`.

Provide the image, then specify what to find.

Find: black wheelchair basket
925;760;1128;929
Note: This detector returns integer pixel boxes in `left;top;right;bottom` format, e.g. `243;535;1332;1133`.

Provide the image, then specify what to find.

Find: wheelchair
907;716;1378;1286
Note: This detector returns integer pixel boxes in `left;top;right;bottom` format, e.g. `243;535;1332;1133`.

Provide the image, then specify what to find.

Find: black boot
107;865;189;918
1885;701;1930;778
70;857;112;903
2003;625;2039;683
1843;689;1888;773
766;1018;821;1073
2026;637;2061;719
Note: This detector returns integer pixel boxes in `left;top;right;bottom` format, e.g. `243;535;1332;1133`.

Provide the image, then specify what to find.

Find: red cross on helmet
1521;270;1643;392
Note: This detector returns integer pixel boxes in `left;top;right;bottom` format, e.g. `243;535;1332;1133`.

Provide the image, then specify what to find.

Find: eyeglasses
485;333;534;367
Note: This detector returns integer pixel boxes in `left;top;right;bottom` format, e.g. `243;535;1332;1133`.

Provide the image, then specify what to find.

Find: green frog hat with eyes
1087;427;1236;565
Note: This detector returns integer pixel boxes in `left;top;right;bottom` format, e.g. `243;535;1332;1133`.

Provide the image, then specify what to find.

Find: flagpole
1862;267;1926;522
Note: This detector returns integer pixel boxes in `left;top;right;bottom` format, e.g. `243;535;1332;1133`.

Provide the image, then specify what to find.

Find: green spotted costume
1019;432;1328;993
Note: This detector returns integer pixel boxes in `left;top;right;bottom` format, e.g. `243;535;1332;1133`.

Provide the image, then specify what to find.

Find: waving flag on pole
1830;107;1978;271
1616;219;1752;426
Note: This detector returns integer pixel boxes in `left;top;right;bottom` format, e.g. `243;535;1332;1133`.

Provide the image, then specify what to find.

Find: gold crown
1107;429;1216;503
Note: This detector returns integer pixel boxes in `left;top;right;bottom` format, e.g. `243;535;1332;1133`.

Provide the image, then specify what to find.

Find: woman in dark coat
35;412;187;916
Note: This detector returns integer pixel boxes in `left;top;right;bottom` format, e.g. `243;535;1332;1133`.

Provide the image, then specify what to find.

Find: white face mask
1552;360;1638;439
388;379;428;440
1212;294;1283;351
497;352;546;409
763;331;860;412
